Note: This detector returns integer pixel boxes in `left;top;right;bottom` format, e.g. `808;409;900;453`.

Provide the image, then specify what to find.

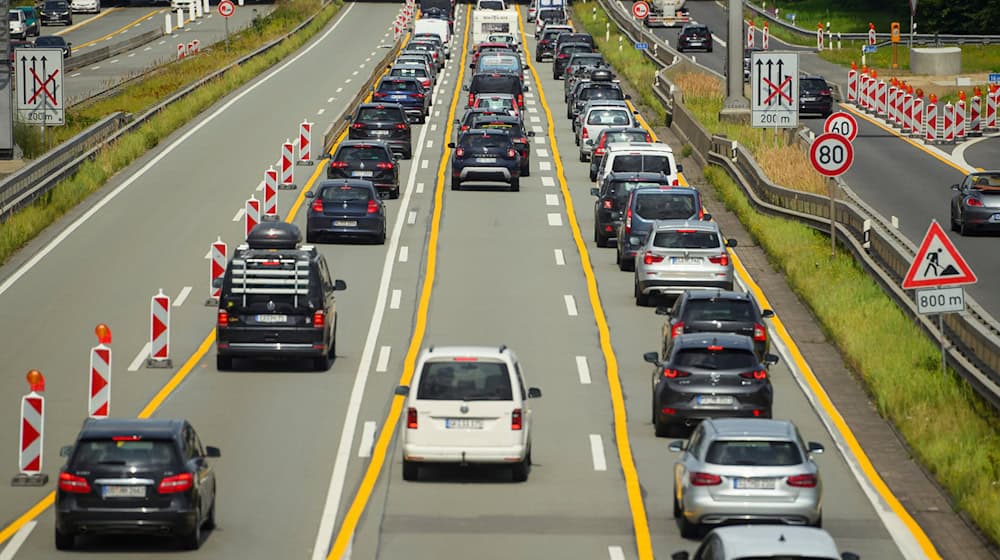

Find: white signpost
750;51;799;128
15;48;64;126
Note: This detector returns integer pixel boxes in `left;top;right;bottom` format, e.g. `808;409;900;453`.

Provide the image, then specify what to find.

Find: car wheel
521;163;530;177
402;459;419;481
707;46;713;53
204;497;217;531
677;504;700;539
590;170;597;182
617;248;625;270
594;225;600;244
959;217;968;236
672;492;681;518
403;148;412;160
535;54;542;62
635;283;652;307
182;516;202;550
950;208;959;231
392;186;400;199
510;177;520;192
377;226;387;245
54;528;75;551
451;178;461;191
579;150;586;162
216;354;232;371
306;230;318;244
511;449;531;482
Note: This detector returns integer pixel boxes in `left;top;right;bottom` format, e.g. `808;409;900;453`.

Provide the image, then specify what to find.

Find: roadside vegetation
745;0;899;34
578;0;1000;546
0;0;343;265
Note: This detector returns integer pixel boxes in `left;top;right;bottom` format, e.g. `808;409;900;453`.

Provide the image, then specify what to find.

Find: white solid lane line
608;545;626;560
398;246;409;263
554;249;565;266
0;520;36;560
375;346;391;373
357;422;376;458
576;356;592;385
390;289;401;310
590;434;607;471
564;295;578;317
545;193;559;206
547;212;562;226
128;342;151;372
173;286;192;307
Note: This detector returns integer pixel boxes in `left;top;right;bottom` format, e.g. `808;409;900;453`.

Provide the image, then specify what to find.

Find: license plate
256;314;287;323
671;256;702;264
371;130;390;136
477;157;497;163
445;418;483;429
801;96;816;102
103;485;146;498
352;171;374;177
734;477;777;490
333;220;357;227
697;395;734;405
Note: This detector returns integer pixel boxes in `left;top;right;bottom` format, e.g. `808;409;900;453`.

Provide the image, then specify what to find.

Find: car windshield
686;299;755;321
588;109;630;125
462;134;508;149
612;154;672;174
338;146;388;163
561;44;592;55
44;1;64;9
674;348;757;370
357;107;404;122
35;37;63;46
321;184;372;202
417;360;513;400
705;440;803;466
653;228;719;248
477;97;514;110
970;173;1000;190
479;0;504;8
73;439;179;468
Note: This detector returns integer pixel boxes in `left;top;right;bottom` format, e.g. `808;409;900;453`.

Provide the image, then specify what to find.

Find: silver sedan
633;220;736;306
670;418;825;539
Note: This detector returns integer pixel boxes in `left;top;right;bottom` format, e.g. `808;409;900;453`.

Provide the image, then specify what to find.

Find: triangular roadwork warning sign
901;220;978;289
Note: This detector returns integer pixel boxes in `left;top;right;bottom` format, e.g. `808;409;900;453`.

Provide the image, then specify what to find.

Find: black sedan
449;129;521;191
465;113;534;176
656;290;774;361
305;179;387;244
951;171;1000;234
644;333;777;438
34;35;71;57
328;140;400;199
40;0;72;25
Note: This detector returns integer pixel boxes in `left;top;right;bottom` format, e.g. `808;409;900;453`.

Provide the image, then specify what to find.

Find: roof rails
498;344;507;354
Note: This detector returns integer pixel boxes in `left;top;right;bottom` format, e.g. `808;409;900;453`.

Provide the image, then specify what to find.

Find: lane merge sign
809;133;853;177
631;1;649;19
15;48;64;125
218;0;235;17
824;111;859;142
750;51;798;128
902;220;977;289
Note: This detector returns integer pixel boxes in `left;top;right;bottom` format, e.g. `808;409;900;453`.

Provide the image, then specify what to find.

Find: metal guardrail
65;28;164;72
594;0;1000;410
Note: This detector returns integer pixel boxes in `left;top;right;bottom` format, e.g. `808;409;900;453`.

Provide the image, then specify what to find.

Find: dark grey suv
347;103;413;159
449;129;522;191
657;290;774;361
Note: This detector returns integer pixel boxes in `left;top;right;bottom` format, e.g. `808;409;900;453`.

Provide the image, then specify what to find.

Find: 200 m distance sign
809;132;854;177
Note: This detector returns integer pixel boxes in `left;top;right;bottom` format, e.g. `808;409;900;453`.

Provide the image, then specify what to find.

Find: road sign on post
823;111;859;142
809;133;854;177
15;48;64;125
218;0;234;49
750;51;798;128
631;1;648;19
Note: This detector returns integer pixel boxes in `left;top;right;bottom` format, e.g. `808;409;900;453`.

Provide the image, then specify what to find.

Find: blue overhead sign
635;42;649;50
990;73;1000;84
862;45;877;54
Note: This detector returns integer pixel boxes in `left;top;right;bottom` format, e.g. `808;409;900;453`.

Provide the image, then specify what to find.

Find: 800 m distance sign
751;51;798;128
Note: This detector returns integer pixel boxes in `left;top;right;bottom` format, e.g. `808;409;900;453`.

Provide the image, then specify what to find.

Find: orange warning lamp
871;69;878;79
973;86;982;97
930;93;938;103
869;22;875;30
95;323;112;345
26;369;45;393
851;61;857;70
916;88;924;98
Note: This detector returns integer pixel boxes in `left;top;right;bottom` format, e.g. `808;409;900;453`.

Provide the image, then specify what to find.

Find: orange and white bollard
177;43;186;59
262;167;279;221
89;324;112;418
12;370;47;486
207;237;227;305
245;195;260;239
147;290;172;368
847;63;858;103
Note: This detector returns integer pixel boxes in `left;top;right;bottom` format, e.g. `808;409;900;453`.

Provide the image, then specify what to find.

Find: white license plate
334;220;358;227
477;157;497;163
734;477;777;490
352;171;374;177
445;418;484;429
103;485;146;498
697;395;734;405
671;257;702;264
256;314;287;323
371;130;390;136
801;96;816;102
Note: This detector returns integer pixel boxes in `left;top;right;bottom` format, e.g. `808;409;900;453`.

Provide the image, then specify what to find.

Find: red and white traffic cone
146;290;172;368
12;370;47;486
279;140;296;189
911;94;924;138
298;120;314;165
262;167;279;222
969;92;983;137
245;195;260;238
206;237;227;305
942;102;956;144
89;324;112;418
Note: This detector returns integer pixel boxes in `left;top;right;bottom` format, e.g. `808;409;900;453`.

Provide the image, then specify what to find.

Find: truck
472;0;519;46
643;0;690;28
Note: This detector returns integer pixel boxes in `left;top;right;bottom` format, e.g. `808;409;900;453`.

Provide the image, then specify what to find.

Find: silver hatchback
669;418;825;539
633;220;736;306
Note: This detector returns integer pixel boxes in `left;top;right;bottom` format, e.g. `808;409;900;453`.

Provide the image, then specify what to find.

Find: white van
595;142;681;186
413;18;450;47
399;345;542;482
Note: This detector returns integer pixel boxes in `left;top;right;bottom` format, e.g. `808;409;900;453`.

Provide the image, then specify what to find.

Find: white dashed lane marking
376;346;391;373
173;286;192;307
407;211;417;224
390;289;401;310
358;421;376;458
554;249;565;266
545;194;559;206
564;294;578;316
399;246;409;262
590;434;607;471
576;356;592;384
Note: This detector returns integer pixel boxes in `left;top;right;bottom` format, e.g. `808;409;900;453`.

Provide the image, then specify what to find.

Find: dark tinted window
705;440;803;466
44;1;66;9
580;87;624;101
390;67;428;79
542;29;569;41
800;78;829;94
471;75;520;94
635;193;697;220
474;120;516;132
683;26;709;37
684;299;755;321
605;131;649;144
417;361;513;400
653;229;719;248
337;146;389;163
357;106;405;122
475;96;515;110
612;154;672;174
34;37;64;46
72;439;179;468
320;185;373;202
560;44;592;55
462;133;509;149
479;0;504;8
379;80;420;93
539;8;563;21
674;348;756;369
608;180;663;198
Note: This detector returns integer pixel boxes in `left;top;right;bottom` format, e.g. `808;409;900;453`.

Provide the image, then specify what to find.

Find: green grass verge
705;164;1000;545
0;0;343;265
747;0;898;34
818;41;1000;75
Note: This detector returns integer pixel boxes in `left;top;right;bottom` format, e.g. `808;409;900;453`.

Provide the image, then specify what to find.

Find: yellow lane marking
522;10;655;560
72;8;167;50
325;8;472;560
53;6;122;37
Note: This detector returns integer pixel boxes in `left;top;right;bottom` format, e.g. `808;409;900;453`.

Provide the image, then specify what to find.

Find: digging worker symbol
923;248;959;278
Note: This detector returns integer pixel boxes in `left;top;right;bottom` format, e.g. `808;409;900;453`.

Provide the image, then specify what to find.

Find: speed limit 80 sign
809;133;854;177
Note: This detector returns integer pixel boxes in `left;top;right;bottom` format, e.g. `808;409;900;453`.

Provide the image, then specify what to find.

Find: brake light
58;472;91;494
395;123;408;130
469;93;475;106
511;408;523;430
506;148;517;158
158;472;193;494
753;323;767;342
313;310;325;327
671;322;684;338
740;370;768;380
707;345;724;351
625;205;632;235
330;161;349;169
602;200;613;209
373;92;387;98
690;472;722;486
662;368;690;379
672;179;679;186
708;254;729;266
351;122;364;129
582;127;589;139
516;137;528;144
787;474;818;488
414;92;425;99
517;93;523;108
407;407;418;429
819;89;831;96
217;310;229;328
539;39;550;46
112;435;141;441
645;134;652;142
698;206;705;220
557;53;569;59
367;200;379;214
595;147;605;156
376;162;394;170
460;125;469;131
967;197;984;207
643;252;664;265
311;198;324;212
422;79;431;88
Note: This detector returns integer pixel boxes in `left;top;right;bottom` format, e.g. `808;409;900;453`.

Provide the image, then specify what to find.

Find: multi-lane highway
0;1;962;559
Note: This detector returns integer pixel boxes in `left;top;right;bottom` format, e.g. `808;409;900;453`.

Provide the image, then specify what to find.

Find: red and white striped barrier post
192;39;200;54
955;94;967;140
986;87;999;131
911;93;924;138
89;324;112;419
867;71;877;114
902;87;914;133
177;43;186;59
925;95;938;143
969;89;983;137
245;194;260;238
298;120;314;165
746;19;755;49
858;71;869;110
762;21;769;50
279;140;296;189
847;63;858;103
12;370;47;486
187;42;195;56
207;237;227;305
147;290;172;368
887;82;898;126
942;102;956;144
816;23;823;51
262;167;279;222
876;79;887;118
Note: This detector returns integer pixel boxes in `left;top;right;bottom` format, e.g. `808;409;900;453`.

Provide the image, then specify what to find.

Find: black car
950;171;1000;234
677;24;712;52
328;140;400;199
588;127;652;181
535;25;572;61
466;71;527;109
590;172;675;247
657;290;774;361
55;418;220;550
40;0;71;25
454;107;508;137
742;47;762;82
466;113;534;176
374;76;431;124
563;53;608;100
644;334;777;437
449;128;521;191
347;103;412;159
569;76;625;122
33;35;71;57
216;222;346;371
799;75;833;117
553;32;596;55
553;42;596;79
306;179;387;244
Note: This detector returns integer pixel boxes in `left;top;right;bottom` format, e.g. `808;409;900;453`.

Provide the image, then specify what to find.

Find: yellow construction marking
72;8;167;50
53;7;122;37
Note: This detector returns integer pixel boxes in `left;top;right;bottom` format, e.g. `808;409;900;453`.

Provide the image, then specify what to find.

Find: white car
170;0;196;10
595;141;681;187
399;345;542;482
69;0;99;14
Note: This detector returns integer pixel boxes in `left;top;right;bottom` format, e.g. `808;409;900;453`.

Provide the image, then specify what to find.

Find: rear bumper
961;208;1000;228
403;443;527;464
682;489;821;526
799;99;832;114
455;165;518;181
307;216;384;238
56;508;197;536
217;327;327;358
638;278;734;295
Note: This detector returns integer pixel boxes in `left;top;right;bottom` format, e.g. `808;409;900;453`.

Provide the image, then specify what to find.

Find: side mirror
59;445;73;457
726;238;738;247
304;190;316;198
469;62;475;68
205;446;221;458
333;279;347;291
585;139;594;146
702;212;712;221
667;440;686;452
393;154;402;161
676;164;683;173
527;131;535;137
763;353;779;366
841;553;860;560
524;84;530;91
394;385;410;396
625;94;632;100
643;351;659;364
761;309;775;319
462;85;469;91
671;553;690;560
655;306;670;316
453;118;460;124
950;183;960;191
212;277;224;289
590;187;599;196
66;42;72;47
807;441;825;454
528;387;542;398
447;142;456;148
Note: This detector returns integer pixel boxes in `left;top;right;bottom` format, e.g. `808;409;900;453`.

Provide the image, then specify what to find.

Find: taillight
690;472;722;486
395;123;408;130
557;53;568;59
787;474;818;488
422;79;431;88
581;127;589;139
645;134;652;142
625;206;632;234
58;472;91;494
708;253;729;266
351;122;364;129
460;125;469;131
367;200;379;214
407;407;418;429
698;206;705;220
313;310;325;327
217;310;228;328
740;370;768;380
602;200;613;209
966;197;984;207
373;92;387;98
158;472;193;494
517;93;523;108
819;89;831;96
662;368;690;379
595;147;605;156
671;179;679;186
516;137;527;144
753;323;767;342
671;322;684;338
376;162;394;170
643;252;664;265
511;408;523;430
506;148;517;158
415;92;425;99
455;147;465;158
469;93;474;106
330;161;349;169
311;198;324;212
540;39;550;46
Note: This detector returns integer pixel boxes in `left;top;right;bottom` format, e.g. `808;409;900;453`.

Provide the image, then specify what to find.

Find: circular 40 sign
809;132;854;177
218;0;235;17
631;1;649;19
823;111;859;142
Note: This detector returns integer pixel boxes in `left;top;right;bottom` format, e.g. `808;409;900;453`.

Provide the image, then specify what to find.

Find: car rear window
479;0;504;9
72;439;179;468
653;229;719;248
417;360;513;400
674;348;757;370
471;75;520;94
684;26;709;37
538;8;563;21
321;185;373;202
800;79;829;94
685;299;755;321
580;87;624;101
705;440;803;466
560;44;592;55
635;193;697;220
608;180;663;198
338;146;389;163
474;120;515;132
612;154;673;174
462;133;508;149
357;107;404;122
478;56;520;73
588;109;630;125
476;97;514;110
971;173;1000;190
606;131;649;144
379;80;420;93
390;67;428;79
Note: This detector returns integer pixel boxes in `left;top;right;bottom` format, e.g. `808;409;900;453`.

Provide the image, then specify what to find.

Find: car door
675;423;704;503
183;424;209;517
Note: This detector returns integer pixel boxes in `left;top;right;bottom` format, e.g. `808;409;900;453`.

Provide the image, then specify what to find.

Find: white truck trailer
472;0;519;45
643;0;690;28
